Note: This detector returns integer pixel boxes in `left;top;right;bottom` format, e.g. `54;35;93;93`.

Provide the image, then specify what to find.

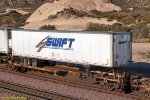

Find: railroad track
0;80;81;100
0;65;149;100
0;77;81;100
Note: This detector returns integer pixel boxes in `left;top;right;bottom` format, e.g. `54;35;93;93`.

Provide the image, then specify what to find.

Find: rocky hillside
112;0;150;10
2;0;149;10
22;0;122;31
26;0;121;23
2;0;53;7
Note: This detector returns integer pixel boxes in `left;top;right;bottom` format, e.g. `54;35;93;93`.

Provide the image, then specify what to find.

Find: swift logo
36;36;75;52
118;41;127;44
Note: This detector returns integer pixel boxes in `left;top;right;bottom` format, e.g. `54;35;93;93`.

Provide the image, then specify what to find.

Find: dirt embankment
23;16;119;31
26;3;68;23
132;43;150;62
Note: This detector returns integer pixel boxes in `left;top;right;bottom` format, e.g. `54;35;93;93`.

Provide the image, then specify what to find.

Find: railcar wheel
6;60;12;70
8;64;14;71
32;59;38;67
23;58;32;66
16;66;22;72
115;84;122;92
100;82;108;89
142;91;150;98
21;67;27;73
108;83;116;91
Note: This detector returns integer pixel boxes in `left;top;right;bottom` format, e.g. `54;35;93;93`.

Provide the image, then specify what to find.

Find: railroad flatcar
0;29;150;99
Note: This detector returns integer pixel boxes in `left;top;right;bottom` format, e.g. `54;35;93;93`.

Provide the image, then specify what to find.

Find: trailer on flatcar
0;29;150;98
9;29;132;92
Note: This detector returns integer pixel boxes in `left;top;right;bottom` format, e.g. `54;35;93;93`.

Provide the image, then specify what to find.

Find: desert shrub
85;22;129;32
85;22;110;31
90;10;102;17
48;15;57;19
0;11;30;28
63;8;89;17
90;10;129;22
0;16;13;27
133;38;150;43
121;15;135;25
131;12;141;19
130;24;149;38
143;7;150;11
141;14;150;23
111;23;130;32
39;25;56;30
15;14;30;27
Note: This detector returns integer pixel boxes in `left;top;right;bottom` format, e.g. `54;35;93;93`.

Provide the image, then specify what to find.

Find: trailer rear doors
113;33;132;67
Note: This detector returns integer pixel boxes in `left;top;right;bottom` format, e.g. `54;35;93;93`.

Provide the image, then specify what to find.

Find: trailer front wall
12;30;113;67
0;30;8;54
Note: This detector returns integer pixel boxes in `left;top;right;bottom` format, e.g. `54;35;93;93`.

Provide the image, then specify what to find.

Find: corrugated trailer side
11;30;132;67
0;29;9;54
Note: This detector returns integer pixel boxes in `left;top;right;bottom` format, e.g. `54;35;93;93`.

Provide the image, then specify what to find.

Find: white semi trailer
0;29;9;54
0;29;11;54
11;30;132;67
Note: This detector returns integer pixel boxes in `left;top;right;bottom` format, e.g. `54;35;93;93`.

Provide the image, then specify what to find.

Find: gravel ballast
0;71;136;100
0;89;28;100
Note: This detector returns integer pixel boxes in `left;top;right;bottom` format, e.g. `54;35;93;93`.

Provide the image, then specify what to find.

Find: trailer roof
9;28;131;34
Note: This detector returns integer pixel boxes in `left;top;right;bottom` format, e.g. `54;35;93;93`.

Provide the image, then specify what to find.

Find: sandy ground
132;43;150;54
23;16;120;30
132;43;150;61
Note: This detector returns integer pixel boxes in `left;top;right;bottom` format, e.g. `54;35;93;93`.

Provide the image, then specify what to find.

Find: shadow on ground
119;62;150;77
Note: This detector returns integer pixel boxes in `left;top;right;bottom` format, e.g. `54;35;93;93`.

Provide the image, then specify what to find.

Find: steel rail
0;79;82;100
